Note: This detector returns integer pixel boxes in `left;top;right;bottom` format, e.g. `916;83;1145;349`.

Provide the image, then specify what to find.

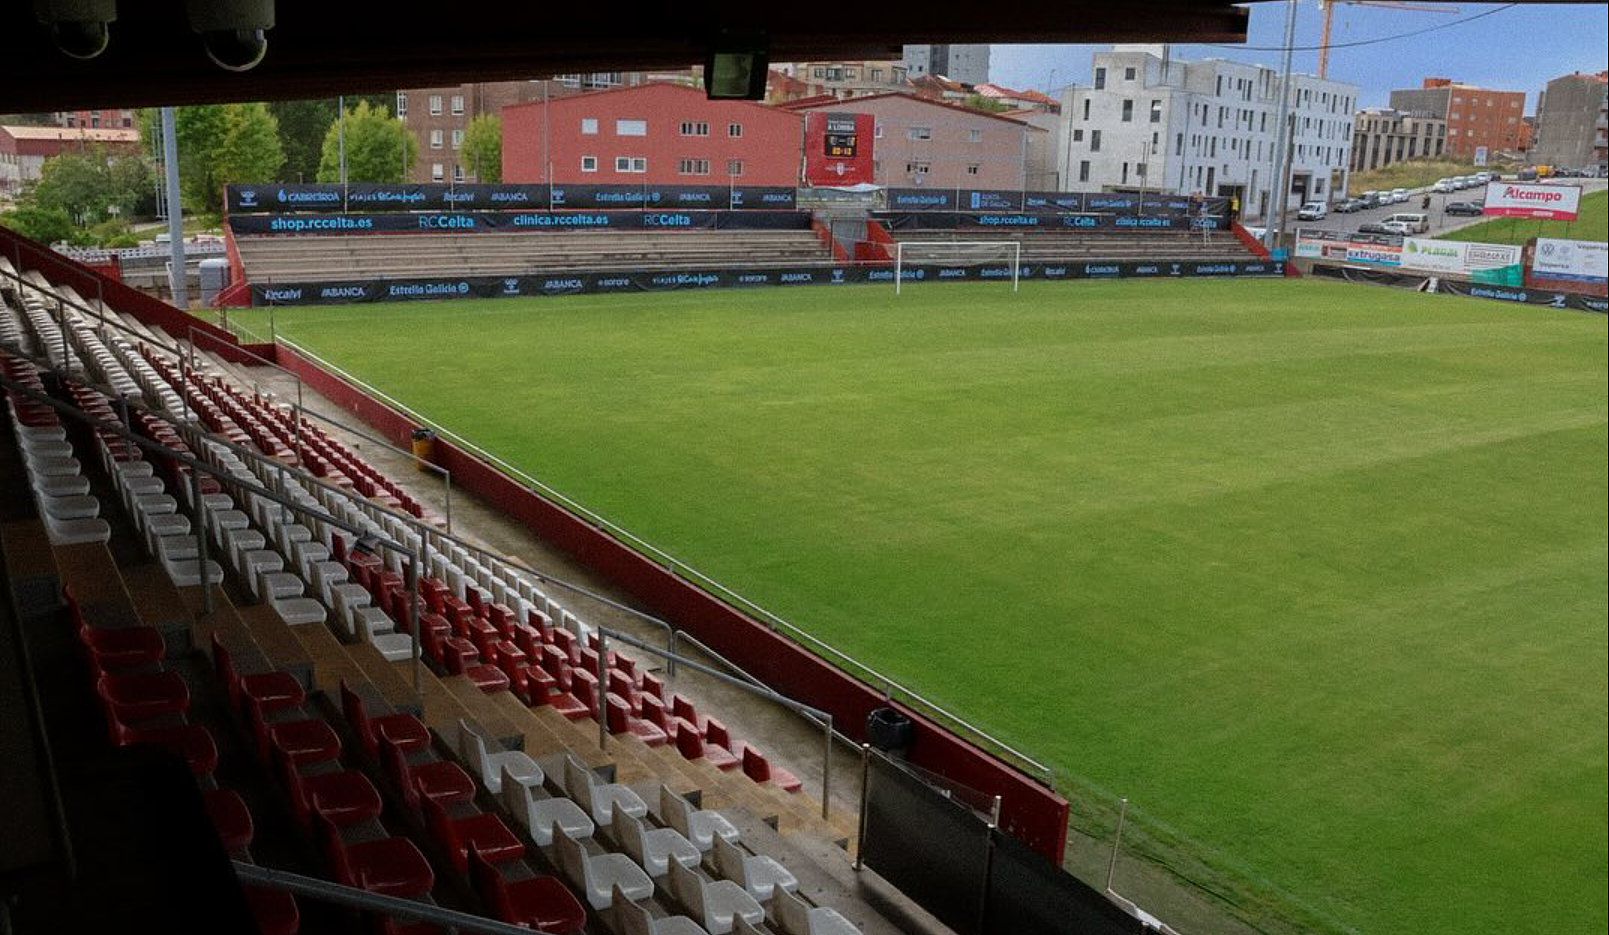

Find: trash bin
867;706;914;755
409;428;436;470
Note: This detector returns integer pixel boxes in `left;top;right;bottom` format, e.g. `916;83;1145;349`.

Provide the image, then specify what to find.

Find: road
1294;177;1607;238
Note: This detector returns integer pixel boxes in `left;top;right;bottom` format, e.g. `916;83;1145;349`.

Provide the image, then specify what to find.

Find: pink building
502;82;802;187
786;93;1042;191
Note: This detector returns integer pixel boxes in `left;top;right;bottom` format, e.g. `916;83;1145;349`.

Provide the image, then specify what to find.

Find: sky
988;2;1609;113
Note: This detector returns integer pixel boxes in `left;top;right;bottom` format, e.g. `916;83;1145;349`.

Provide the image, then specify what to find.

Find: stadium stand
236;229;839;284
2;252;898;934
880;227;1261;264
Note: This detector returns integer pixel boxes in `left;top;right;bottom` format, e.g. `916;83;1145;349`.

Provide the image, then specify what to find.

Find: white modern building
1057;46;1358;221
903;45;991;87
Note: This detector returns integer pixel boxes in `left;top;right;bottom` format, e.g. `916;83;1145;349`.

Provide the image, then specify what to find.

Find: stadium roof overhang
1;1;1251;112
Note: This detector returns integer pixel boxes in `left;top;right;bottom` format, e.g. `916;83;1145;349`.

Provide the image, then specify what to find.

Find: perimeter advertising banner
877;212;1224;231
1481;182;1582;220
884;188;1228;217
1296;229;1402;267
1400;238;1523;285
803;112;876;187
1529;237;1608;286
251;258;1283;306
226;183;797;214
228;210;811;236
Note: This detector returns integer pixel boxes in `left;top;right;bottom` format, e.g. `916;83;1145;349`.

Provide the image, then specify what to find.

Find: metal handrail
231;862;542;935
278;337;1058;788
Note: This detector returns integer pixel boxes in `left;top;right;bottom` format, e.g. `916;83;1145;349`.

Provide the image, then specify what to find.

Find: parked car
1357;222;1398;235
1389;188;1410;204
1297;201;1328;221
1385;212;1430;234
1334;198;1365;213
1357;190;1381;208
1445;201;1484;217
1432;178;1455;193
1380;219;1414;235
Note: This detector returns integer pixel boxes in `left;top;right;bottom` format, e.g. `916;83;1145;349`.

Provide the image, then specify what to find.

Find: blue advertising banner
226;183;797;214
875;212;1224;232
251;258;1283;306
228;210;812;236
885;188;1227;217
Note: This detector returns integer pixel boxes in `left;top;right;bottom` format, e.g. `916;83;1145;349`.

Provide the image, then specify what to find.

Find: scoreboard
803;111;876;187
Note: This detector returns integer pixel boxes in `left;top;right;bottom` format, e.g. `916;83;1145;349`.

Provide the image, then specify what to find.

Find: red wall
272;341;1071;860
503;82;802;187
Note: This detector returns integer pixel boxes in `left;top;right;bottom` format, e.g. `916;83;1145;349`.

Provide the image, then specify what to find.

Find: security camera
34;0;117;60
186;0;274;72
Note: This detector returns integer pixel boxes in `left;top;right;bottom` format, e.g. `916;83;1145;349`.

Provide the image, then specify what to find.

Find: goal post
893;240;1022;295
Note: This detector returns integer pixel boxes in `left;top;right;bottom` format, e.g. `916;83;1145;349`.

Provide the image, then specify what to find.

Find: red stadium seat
243;886;300;935
469;850;587;935
381;736;476;811
340;680;431;760
317;815;434;899
203;788;255;853
422;796;525;873
96;670;190;723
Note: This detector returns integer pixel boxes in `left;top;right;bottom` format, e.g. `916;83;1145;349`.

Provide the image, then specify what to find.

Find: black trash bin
867;706;915;755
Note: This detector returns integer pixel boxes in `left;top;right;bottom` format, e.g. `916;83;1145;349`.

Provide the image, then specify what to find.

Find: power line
1203;3;1518;53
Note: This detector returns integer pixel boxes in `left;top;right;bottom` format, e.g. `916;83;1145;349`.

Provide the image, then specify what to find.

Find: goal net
893;240;1022;295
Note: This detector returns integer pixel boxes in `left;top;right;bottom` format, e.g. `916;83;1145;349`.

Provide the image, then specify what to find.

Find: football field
232;279;1607;934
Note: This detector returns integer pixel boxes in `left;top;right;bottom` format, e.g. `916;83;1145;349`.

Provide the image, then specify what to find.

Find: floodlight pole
1263;0;1298;249
160;107;188;309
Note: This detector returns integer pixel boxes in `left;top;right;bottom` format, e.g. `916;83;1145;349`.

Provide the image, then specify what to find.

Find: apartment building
1350;108;1447;172
400;75;645;183
501;82;801;187
1532;71;1607;168
1058;46;1357;220
903;45;991;87
787;92;1041;191
1389;78;1525;160
770;61;910;101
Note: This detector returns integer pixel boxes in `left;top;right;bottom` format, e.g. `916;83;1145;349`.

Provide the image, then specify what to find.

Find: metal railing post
406;553;421;700
597;629;609;751
822;713;833;822
190;464;213;615
853;742;870;871
1105;796;1129;892
443;468;453;534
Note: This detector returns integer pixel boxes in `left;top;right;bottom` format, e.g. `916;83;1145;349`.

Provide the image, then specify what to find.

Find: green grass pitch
233;279;1607;935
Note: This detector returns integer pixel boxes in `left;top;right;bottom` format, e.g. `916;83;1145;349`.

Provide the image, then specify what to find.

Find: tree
137;103;284;214
963;93;1015;114
269;95;392;182
316;101;416;184
462;114;502;183
215;103;285;192
30;148;153;225
0;205;77;245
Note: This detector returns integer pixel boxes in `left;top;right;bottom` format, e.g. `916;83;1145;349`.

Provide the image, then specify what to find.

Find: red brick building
502;83;802;187
0;125;141;195
1389;78;1527;159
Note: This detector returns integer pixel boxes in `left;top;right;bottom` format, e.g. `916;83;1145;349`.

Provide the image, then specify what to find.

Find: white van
1385;212;1430;234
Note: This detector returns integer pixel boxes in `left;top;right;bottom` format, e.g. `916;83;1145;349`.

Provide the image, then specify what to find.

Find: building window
846;68;858;78
431;162;444;180
908;126;932;140
557;74;582;87
874;122;884;138
813;67;825;78
581;118;598;135
967;128;982;143
1175;132;1183;156
727;159;744;176
1083;99;1090;121
679;121;710;136
396;94;408;117
428;95;442;115
1121;163;1129;185
1150;99;1162;123
1124;67;1136;81
907;161;930;176
966;163;980;175
1090;129;1101;152
451;129;463;149
728;123;743;137
1072;129;1084;142
871;68;883;81
615;156;647;172
450;95;464;115
616;119;648;136
453;163;464;182
430;129;443;149
1079;160;1090;182
1094;68;1106;90
581;155;598;172
677;158;711;175
1122;100;1134;122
